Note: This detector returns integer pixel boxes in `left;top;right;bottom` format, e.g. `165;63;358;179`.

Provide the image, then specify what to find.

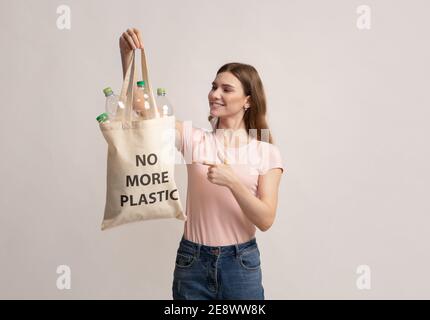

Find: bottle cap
137;81;145;87
157;88;166;96
96;112;109;123
103;87;113;96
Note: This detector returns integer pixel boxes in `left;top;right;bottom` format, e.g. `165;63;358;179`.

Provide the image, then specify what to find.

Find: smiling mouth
210;102;224;107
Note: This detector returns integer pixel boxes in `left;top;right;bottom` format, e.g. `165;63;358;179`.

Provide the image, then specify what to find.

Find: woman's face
208;72;250;118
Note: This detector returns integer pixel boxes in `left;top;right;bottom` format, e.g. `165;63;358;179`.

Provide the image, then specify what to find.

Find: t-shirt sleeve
258;143;285;175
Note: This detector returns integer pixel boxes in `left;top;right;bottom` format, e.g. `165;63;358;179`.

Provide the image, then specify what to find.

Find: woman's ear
245;95;251;106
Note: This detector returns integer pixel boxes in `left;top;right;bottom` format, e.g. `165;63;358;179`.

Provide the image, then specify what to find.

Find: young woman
120;28;284;300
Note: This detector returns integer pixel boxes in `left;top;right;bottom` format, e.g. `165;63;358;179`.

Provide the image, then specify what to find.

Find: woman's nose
209;89;220;99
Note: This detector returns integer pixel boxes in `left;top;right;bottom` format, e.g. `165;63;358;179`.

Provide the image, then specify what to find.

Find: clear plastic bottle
134;80;160;120
102;87;121;121
156;88;174;117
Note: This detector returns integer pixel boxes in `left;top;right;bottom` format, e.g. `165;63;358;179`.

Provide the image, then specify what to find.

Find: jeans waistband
180;235;258;258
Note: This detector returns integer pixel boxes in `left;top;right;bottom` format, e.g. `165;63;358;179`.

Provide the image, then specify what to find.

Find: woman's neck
217;117;246;131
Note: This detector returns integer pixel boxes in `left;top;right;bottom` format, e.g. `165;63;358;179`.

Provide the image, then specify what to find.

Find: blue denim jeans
172;235;265;300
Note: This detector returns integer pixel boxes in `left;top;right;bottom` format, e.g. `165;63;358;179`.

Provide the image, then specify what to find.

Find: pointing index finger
192;160;216;166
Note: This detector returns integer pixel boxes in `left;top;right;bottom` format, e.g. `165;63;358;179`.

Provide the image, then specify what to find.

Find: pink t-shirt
178;123;285;246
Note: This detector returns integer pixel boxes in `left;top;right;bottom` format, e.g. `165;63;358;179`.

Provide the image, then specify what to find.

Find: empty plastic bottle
102;87;122;121
133;80;160;119
156;88;174;117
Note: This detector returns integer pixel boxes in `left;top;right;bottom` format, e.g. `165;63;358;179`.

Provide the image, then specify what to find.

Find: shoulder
253;140;284;175
253;140;282;157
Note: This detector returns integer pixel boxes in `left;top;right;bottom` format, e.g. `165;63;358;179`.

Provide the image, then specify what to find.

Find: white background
0;0;429;299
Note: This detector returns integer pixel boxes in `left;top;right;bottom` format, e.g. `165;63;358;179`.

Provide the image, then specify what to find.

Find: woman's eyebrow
212;81;235;88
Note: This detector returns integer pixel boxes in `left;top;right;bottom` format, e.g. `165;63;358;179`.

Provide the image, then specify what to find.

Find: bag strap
118;48;157;123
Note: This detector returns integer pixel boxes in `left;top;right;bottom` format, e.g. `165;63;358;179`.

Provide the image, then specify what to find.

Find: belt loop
196;243;201;259
235;244;240;259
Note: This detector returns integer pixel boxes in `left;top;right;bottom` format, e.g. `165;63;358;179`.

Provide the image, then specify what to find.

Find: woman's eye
211;86;231;93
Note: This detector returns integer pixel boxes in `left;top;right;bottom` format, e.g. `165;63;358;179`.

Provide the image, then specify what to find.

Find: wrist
228;176;240;191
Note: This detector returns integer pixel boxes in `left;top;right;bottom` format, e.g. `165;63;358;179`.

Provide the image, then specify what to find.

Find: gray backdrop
1;0;429;299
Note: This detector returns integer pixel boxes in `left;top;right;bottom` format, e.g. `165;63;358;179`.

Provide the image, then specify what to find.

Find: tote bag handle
117;48;157;124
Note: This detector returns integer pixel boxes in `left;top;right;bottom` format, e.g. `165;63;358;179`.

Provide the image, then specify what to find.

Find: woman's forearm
228;178;274;232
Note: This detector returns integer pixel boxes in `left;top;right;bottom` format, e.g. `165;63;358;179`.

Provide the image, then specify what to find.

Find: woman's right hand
119;28;144;78
119;28;144;54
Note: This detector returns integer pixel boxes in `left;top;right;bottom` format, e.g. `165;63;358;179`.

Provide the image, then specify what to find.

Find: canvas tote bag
99;49;186;230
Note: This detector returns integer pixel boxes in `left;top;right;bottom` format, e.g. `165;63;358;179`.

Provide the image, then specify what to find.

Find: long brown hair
208;62;274;144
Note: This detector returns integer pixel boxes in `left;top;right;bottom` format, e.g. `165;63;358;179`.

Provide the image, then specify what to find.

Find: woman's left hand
204;162;238;189
193;153;238;189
